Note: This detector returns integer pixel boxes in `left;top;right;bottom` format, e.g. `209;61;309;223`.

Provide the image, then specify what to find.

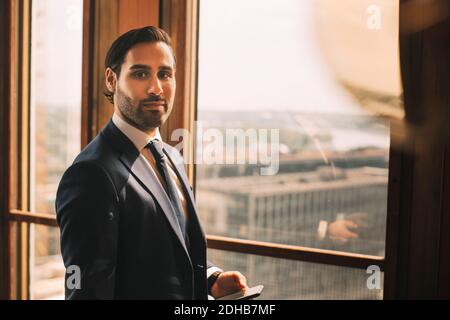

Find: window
208;249;383;299
196;0;401;298
29;0;83;300
3;0;160;300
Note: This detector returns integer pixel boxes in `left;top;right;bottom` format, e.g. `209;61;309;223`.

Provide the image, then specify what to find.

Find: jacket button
108;212;114;220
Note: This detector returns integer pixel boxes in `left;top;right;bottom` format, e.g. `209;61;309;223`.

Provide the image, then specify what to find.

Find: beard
115;86;168;131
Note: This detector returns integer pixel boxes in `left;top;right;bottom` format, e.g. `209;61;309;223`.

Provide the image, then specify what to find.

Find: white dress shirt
112;112;188;222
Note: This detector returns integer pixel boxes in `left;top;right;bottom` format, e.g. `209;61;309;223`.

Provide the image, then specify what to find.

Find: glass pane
196;0;399;257
8;221;19;300
208;249;384;299
30;225;65;300
29;0;83;300
30;0;83;214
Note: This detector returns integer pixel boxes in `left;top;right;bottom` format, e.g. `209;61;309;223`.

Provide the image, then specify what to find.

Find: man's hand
328;220;359;244
327;212;369;244
210;271;248;299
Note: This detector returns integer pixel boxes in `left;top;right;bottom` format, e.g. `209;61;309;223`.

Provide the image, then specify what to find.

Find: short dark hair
103;26;175;104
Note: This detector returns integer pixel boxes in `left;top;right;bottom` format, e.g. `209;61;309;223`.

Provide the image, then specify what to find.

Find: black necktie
147;140;187;240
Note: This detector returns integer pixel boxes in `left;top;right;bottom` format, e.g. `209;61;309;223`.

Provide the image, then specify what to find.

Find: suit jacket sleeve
56;160;119;300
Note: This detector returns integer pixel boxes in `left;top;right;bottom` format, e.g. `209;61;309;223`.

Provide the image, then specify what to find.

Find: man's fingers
345;230;358;238
233;272;248;289
346;221;359;229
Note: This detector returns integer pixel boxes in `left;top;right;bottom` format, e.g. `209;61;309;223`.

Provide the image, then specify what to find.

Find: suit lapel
122;154;191;253
101;121;192;263
163;147;207;246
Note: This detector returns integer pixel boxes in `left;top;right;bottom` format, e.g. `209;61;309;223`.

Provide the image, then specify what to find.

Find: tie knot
147;140;165;162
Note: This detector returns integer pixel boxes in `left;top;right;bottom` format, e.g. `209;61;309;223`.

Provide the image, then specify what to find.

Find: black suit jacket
56;120;212;299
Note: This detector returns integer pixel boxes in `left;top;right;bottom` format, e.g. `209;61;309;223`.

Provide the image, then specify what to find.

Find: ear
105;67;117;93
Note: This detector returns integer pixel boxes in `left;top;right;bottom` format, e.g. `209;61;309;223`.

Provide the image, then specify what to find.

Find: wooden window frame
1;0;33;300
3;0;449;300
0;0;11;301
1;0;163;300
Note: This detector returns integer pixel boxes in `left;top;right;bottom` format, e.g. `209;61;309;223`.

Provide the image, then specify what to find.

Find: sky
31;0;83;109
197;0;401;115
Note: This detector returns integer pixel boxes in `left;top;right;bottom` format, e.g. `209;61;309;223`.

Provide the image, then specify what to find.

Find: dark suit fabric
56;120;211;300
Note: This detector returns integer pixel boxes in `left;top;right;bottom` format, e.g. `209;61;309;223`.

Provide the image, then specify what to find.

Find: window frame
0;0;162;300
6;0;446;300
3;0;33;300
0;0;12;301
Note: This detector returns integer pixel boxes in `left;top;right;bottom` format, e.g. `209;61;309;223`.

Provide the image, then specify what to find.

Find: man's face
108;41;176;131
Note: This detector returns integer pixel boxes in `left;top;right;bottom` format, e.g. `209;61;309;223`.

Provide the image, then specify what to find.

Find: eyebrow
129;64;174;71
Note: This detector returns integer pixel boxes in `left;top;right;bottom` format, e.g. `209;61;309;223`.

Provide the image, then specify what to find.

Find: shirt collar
112;112;162;152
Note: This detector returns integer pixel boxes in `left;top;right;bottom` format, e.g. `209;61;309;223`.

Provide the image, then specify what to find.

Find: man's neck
115;110;158;138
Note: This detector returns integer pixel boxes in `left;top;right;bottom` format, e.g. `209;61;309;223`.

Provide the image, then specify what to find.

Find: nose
147;75;163;96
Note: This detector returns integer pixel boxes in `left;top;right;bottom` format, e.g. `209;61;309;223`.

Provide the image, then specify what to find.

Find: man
56;26;247;299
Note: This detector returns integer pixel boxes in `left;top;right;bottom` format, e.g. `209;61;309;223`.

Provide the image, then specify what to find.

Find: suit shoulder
58;160;116;195
56;159;120;213
59;135;119;196
63;158;109;178
74;134;115;165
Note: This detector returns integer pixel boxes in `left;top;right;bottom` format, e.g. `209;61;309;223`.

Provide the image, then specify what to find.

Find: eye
158;71;172;80
132;70;150;79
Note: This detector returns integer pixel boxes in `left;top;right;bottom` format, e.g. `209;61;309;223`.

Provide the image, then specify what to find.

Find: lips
142;102;166;110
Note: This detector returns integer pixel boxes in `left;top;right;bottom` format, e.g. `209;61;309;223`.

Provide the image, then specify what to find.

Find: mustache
140;95;167;106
